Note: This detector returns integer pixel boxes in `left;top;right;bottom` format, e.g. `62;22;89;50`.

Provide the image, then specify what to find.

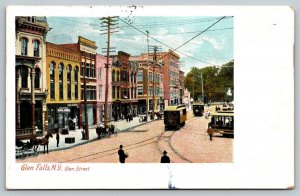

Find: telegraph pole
150;45;161;119
145;30;149;121
83;53;89;140
201;72;204;103
101;16;118;128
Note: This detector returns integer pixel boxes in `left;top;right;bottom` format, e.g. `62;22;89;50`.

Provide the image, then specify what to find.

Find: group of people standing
117;145;171;163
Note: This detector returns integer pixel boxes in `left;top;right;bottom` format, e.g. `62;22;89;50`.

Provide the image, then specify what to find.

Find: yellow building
46;42;81;130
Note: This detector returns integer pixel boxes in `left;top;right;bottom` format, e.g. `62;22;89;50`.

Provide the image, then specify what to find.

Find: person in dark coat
118;145;128;163
160;150;171;163
56;130;60;147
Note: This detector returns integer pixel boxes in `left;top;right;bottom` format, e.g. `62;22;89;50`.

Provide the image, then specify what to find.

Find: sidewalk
38;116;158;153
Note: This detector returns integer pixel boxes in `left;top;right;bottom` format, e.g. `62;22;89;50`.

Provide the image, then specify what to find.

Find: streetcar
192;103;204;116
207;112;234;138
163;105;187;130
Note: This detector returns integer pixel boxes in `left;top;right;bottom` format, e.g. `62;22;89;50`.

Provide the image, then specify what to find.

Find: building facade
61;36;98;127
15;16;50;136
96;54;112;124
130;54;164;114
46;42;81;131
111;51;138;120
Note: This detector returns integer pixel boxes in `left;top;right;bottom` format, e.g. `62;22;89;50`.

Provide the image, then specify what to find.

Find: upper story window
21;38;28;56
112;70;115;82
50;62;55;100
67;65;72;82
33;40;40;57
34;68;40;88
98;67;102;80
20;67;28;88
149;72;153;82
59;63;64;82
137;71;143;82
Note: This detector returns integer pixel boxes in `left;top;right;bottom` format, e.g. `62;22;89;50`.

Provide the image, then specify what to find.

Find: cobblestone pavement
17;108;233;163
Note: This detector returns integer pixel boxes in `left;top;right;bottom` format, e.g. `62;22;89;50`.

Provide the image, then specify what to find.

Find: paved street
17;109;233;163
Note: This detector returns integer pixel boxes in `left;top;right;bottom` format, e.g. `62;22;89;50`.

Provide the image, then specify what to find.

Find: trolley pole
201;72;204;103
101;16;118;128
83;53;89;140
146;30;149;121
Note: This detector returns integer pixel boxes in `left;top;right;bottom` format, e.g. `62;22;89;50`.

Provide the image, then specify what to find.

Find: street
17;110;233;163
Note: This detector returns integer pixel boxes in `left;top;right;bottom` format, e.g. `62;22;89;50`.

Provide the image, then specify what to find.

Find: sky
46;16;233;74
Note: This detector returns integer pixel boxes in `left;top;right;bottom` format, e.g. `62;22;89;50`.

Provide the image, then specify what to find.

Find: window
112;86;115;98
131;87;133;99
86;63;90;77
99;85;103;99
122;71;127;82
112;70;115;82
50;62;55;99
20;67;28;88
149;87;153;96
21;38;28;55
155;87;160;96
117;87;120;98
117;71;120;81
149;72;153;82
138;85;143;95
33;40;40;57
67;65;72;99
74;66;79;99
34;68;40;88
59;63;64;99
81;62;84;77
98;67;102;80
137;71;143;82
91;64;95;78
155;73;159;83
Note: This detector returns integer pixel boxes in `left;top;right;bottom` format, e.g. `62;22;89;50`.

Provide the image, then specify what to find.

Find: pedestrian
56;129;60;147
207;128;214;141
160;150;171;163
118;145;128;163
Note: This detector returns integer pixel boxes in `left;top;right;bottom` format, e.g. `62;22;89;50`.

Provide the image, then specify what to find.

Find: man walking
160;150;171;163
118;145;128;163
56;130;60;147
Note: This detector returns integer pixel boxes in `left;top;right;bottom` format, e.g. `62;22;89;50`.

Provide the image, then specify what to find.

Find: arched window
34;68;40;88
21;38;28;55
50;62;55;99
117;71;120;82
67;65;72;99
112;70;115;82
20;67;28;88
74;66;79;99
59;63;64;99
33;40;40;57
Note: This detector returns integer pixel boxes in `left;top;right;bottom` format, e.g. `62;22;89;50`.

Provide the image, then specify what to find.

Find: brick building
45;42;81;131
60;36;98;127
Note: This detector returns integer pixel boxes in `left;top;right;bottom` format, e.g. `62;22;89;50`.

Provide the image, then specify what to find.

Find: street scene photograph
14;12;234;163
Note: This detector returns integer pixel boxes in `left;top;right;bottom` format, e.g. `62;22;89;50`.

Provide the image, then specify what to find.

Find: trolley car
192;103;204;116
207;112;234;138
163;105;187;130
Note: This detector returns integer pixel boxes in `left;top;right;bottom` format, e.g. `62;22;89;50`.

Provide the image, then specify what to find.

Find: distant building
45;42;81;130
130;54;164;114
15;16;50;135
60;36;98;127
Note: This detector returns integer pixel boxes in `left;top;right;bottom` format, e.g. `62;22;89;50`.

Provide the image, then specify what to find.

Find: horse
32;132;53;154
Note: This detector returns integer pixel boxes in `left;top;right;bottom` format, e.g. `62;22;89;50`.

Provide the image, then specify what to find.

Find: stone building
15;16;50;136
45;42;81;131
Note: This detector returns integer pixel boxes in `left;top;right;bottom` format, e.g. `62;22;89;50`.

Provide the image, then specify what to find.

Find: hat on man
163;150;167;155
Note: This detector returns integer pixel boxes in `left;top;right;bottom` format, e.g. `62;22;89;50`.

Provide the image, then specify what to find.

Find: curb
38;118;162;154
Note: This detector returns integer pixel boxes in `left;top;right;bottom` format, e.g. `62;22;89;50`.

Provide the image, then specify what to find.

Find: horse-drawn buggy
16;128;53;159
96;121;118;139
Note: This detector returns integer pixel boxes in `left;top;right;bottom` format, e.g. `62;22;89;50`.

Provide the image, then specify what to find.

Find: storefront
47;104;79;131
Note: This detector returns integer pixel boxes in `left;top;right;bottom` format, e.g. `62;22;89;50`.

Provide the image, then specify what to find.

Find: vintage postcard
6;5;294;189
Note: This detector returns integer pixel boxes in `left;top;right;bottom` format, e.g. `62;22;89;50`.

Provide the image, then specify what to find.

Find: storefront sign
57;107;70;113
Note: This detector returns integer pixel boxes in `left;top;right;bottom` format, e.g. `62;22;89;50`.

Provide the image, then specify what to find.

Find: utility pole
101;16;118;128
83;53;89;140
201;72;204;103
149;45;161;119
145;30;149;121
